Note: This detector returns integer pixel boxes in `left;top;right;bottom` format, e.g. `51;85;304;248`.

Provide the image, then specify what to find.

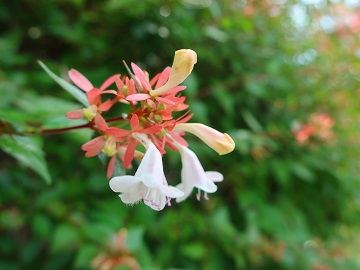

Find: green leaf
291;162;314;182
0;135;51;184
242;110;263;133
180;242;206;260
74;245;98;268
126;227;144;252
38;61;89;106
52;224;80;251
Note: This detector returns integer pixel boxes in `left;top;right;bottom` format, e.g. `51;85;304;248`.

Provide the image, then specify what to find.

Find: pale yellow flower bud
82;105;98;121
150;49;197;96
174;123;235;155
102;136;117;157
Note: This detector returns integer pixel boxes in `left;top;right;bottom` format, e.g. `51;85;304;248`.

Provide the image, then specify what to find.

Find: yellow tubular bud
82;105;98;121
150;49;197;96
174;123;235;155
102;136;117;157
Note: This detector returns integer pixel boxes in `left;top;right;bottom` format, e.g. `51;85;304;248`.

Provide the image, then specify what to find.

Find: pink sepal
107;155;116;179
131;63;151;91
100;74;120;91
123;138;138;169
155;67;171;88
106;127;129;137
94;114;108;131
126;93;151;101
98;100;113;112
66;109;83;119
155;97;175;106
130;114;140;130
82;136;105;157
68;69;94;92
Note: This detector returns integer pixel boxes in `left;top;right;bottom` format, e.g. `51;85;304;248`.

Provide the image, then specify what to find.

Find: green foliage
1;0;360;269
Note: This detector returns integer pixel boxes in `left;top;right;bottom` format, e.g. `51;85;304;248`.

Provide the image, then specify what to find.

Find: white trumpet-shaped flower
173;142;224;203
109;133;184;211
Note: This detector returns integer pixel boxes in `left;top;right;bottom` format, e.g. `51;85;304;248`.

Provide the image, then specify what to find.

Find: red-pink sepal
123;138;139;169
68;69;94;92
106;127;129;137
82;136;105;157
87;88;102;105
155;67;171;88
126;93;151;101
100;74;120;91
94;114;108;131
107;155;116;179
98;100;113;112
131;63;151;92
66;109;83;119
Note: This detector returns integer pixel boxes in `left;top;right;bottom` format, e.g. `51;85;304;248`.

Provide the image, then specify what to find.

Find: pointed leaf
0;135;51;184
38;61;89;106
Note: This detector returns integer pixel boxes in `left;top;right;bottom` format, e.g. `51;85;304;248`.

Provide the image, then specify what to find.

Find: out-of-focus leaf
38;61;89;106
52;224;80;251
291;162;314;182
0;135;51;184
126;226;144;252
16;94;82;118
32;214;52;239
212;83;235;117
0;109;30;127
75;245;98;268
242;111;263;132
180;242;206;260
270;159;291;186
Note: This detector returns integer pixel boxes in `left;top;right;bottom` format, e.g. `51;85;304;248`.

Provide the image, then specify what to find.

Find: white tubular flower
173;142;224;203
174;123;235;155
150;49;197;96
109;133;183;211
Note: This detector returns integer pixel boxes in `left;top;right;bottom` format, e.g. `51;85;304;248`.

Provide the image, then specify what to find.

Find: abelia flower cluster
293;113;335;144
66;49;235;210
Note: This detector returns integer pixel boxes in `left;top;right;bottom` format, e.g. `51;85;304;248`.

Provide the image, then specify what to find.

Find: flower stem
38;116;126;135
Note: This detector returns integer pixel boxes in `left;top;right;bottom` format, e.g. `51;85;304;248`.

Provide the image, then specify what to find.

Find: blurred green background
1;0;360;269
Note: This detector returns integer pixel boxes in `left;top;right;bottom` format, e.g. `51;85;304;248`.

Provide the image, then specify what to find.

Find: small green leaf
113;157;125;177
75;245;98;268
291;162;314;182
52;224;80;251
126;226;144;252
180;242;206;260
242;110;263;132
38;61;89;106
0;135;51;184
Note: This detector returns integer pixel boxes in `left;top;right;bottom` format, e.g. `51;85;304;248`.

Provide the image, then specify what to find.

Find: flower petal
150;49;197;96
159;185;184;198
119;192;142;204
109;176;141;193
175;183;193;203
205;171;224;182
180;146;218;193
